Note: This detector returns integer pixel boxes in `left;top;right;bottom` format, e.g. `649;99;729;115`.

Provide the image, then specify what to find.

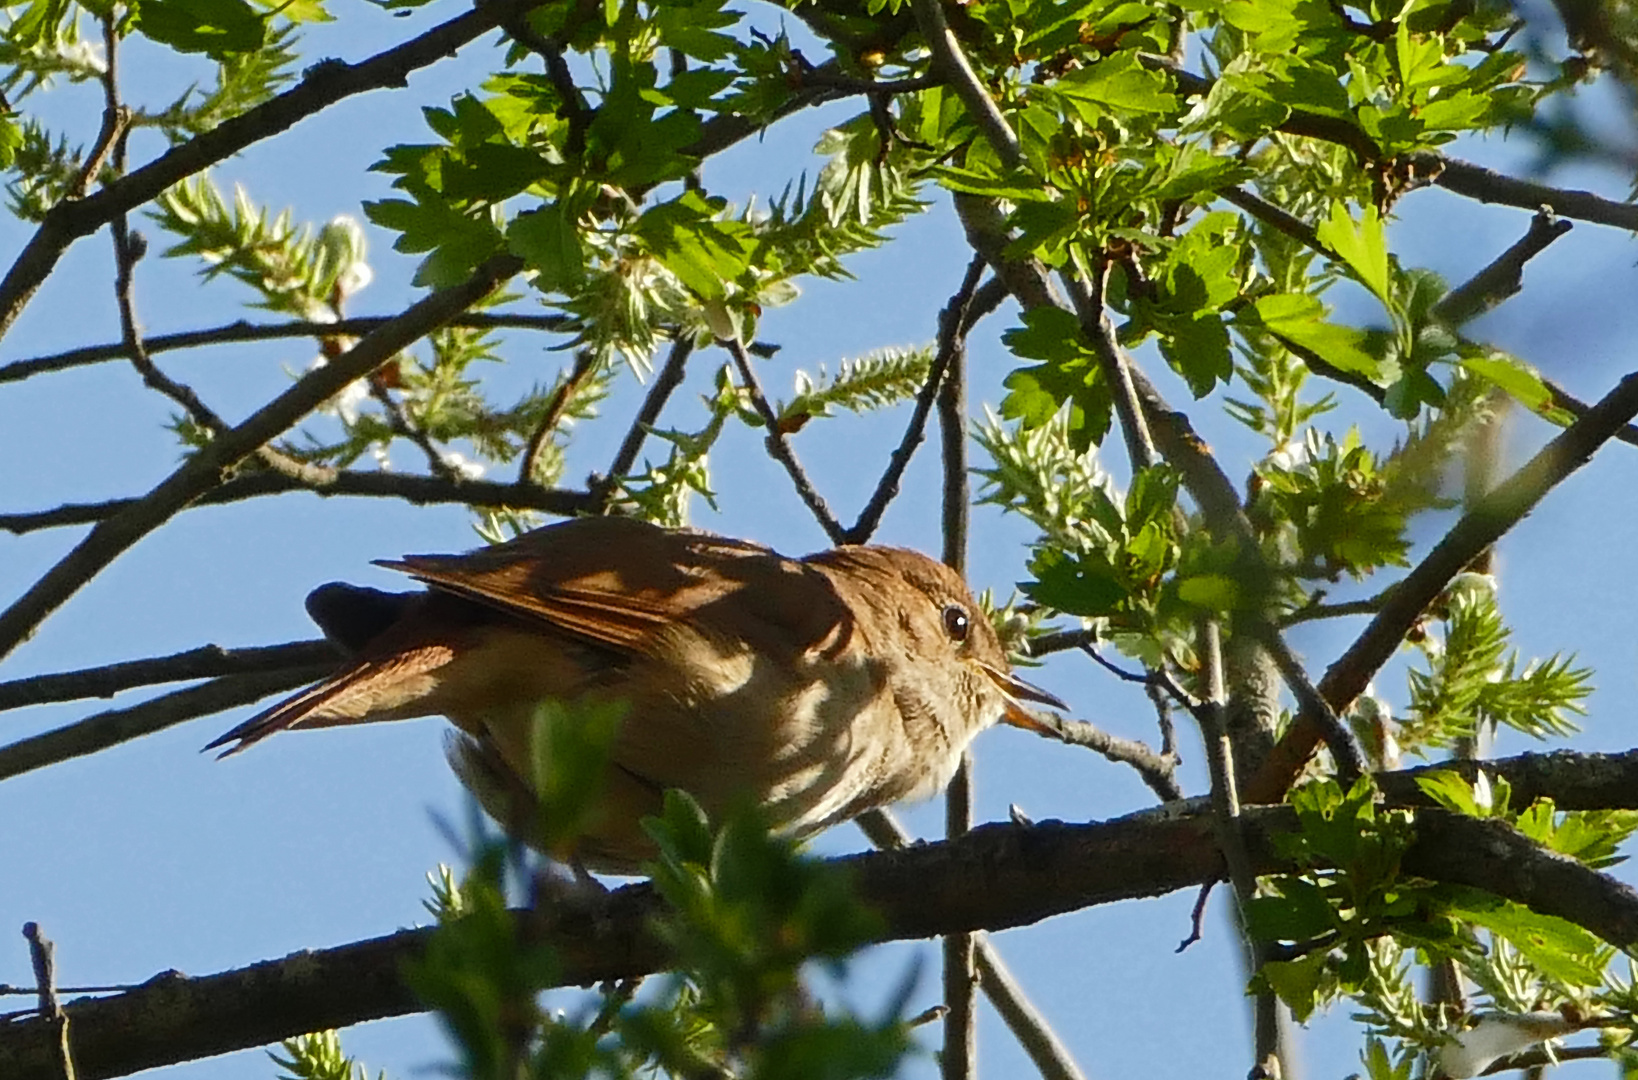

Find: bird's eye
942;604;970;642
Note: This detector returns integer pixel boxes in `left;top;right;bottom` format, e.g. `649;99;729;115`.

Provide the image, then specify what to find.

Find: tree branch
857;810;1090;1080
938;270;977;1080
0;0;546;343
0;253;523;664
843;254;985;545
1;470;592;536
14;748;1638;1079
518;349;598;485
1053;717;1182;802
0;314;573;387
591;336;694;508
0;640;337;712
1432;207;1574;326
909;0;1023;169
1245;370;1638;803
723;337;848;545
1409;152;1638;232
0;666;335;783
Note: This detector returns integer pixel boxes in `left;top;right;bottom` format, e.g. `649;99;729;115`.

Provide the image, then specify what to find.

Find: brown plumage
210;517;1064;872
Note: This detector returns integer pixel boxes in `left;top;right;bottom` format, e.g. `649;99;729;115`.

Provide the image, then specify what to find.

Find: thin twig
1253;623;1367;787
798;70;944;95
0;640;338;712
0;0;548;343
0;984;144;997
0;666;335;783
0;313;573;386
592;337;694;507
942;752;978;1080
1175;882;1215;952
1146;680;1179;760
1277;594;1388;626
1196;622;1288;1078
844;255;986;545
723;337;847;544
496;6;593;154
21;923;74;1080
1541;377;1638;449
1026;627;1098;657
856;809;1091;1080
959;275;1010;334
973;945;1088;1080
1053;717;1183;802
519;349;598;484
1432;207;1573;326
0;469;591;536
366;378;460;480
71;17;127;201
0;253;524;664
1245;370;1638;804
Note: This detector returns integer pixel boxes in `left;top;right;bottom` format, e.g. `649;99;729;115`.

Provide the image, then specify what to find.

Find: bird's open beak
978;662;1069;738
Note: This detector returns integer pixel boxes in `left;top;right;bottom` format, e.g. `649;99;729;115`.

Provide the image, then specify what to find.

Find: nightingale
208;516;1066;873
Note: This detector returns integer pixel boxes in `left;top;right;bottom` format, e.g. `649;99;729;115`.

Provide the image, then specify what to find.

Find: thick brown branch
0;1;546;343
0;640;337;712
1245;371;1638;803
0;254;523;664
13;749;1638;1079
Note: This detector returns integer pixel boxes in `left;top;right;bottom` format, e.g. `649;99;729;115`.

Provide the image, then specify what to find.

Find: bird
208;516;1067;873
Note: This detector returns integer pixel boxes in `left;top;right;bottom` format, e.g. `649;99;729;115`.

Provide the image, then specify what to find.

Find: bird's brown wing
378;516;850;661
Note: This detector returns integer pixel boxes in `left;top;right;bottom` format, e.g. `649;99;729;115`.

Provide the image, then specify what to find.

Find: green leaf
1260;951;1331;1022
1055;53;1177;114
1177;572;1240;611
1445;891;1607;986
0;117;21;170
137;0;265;59
1315;202;1391;307
1024;548;1128;616
507;203;586;293
1003;305;1095;363
1243;294;1383;379
1159;313;1232;396
1461;352;1574;424
1245;878;1336;942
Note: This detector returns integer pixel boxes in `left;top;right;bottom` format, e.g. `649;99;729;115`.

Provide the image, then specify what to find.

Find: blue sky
4;4;1638;1079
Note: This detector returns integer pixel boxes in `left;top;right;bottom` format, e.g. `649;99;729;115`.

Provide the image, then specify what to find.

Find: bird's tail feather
205;644;455;756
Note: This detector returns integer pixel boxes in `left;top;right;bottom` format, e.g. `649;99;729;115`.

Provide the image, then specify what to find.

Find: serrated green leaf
136;0;264;58
507;203;586;293
1244;294;1383;379
1315;203;1391;307
1447;892;1607;986
1461;353;1574;424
